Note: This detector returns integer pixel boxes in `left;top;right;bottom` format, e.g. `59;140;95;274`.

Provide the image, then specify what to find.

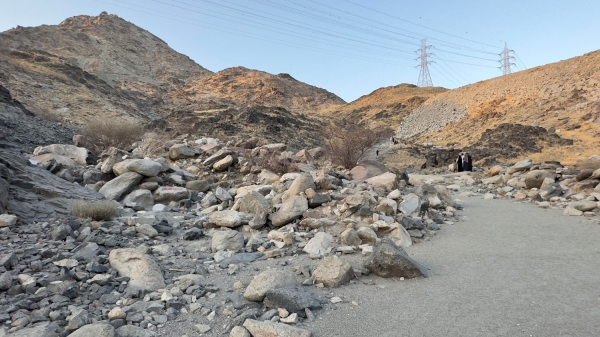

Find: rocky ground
0;132;456;337
2;128;600;336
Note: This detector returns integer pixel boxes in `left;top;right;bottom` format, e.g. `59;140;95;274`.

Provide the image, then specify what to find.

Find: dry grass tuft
68;200;119;221
137;131;170;158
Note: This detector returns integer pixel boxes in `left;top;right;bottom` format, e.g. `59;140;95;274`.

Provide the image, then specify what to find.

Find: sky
1;0;599;102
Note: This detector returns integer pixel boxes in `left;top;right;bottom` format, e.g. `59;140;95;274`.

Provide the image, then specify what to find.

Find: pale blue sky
1;0;598;102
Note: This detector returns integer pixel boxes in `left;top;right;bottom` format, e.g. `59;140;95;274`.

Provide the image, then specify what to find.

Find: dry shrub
322;121;391;169
36;109;62;123
68;200;118;220
82;118;144;151
138;131;170;158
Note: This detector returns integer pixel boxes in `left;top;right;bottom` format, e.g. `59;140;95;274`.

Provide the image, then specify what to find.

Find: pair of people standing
454;152;472;172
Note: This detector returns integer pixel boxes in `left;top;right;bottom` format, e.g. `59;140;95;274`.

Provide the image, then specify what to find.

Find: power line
430;64;460;88
432;63;462;87
279;0;502;55
514;51;528;70
342;0;503;49
93;0;416;66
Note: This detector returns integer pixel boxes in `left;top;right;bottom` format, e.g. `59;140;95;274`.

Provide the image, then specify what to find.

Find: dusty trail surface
310;197;600;337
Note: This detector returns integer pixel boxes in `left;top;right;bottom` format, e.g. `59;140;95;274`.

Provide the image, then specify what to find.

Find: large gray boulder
364;239;428;278
113;159;163;177
109;248;166;291
33;144;89;166
525;170;554;189
312;256;354;288
302;232;332;258
8;327;58;337
67;324;114;337
264;287;322;313
122;189;154;211
243;319;311;337
210;210;242;227
153;186;190;203
244;269;297;302
0;151;103;222
539;182;563;201
237;191;271;214
212;230;245;252
99;172;143;200
399;193;421;215
213;155;233;171
270;196;308;227
169;144;195;160
282;173;316;202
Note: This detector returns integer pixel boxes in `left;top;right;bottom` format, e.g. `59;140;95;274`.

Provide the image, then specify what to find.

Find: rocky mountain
397;50;600;165
0;12;345;140
324;83;446;129
169;67;345;113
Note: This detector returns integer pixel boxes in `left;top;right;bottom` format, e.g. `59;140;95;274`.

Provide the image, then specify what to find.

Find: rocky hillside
0;84;76;153
397;50;600;165
0;12;345;142
170;67;345;113
325;84;446;129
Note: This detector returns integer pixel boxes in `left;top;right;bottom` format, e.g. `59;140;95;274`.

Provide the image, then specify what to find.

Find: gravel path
309;197;600;337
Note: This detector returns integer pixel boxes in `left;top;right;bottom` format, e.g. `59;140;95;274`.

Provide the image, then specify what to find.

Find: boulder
539;183;563;201
313;257;354;287
270;196;308;227
212;230;245;252
100;147;128;174
299;217;336;229
237;191;271;214
210;210;242;227
153;186;190;203
244;269;297;302
282;173;316;202
8;327;58;337
356;227;378;243
203;149;234;166
122;189;154;211
302;232;333;258
376;198;397;216
169;144;195;160
186;180;211;192
341;228;362;246
243;319;311;337
399;193;421;215
230;326;251;337
364;239;428;278
257;170;281;185
33;144;89;166
508;159;533;173
113;159;163;177
487;165;505;176
109;248;166;291
525;170;554;189
214;155;234;171
571;200;597;212
264;287;322;313
67;324;115;337
366;172;397;190
350;160;389;181
0;214;17;227
99;172;143;200
576;169;595;182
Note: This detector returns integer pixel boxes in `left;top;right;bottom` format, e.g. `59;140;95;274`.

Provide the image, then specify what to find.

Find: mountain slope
397;50;600;165
325;83;446;129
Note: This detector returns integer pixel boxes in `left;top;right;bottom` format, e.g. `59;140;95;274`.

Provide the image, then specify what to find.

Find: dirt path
309;197;600;337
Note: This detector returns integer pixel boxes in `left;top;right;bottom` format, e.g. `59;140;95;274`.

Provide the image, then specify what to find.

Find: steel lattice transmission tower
499;42;516;75
416;39;434;87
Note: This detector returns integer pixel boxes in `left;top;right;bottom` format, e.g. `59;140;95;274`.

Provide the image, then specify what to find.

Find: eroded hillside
325;84;446;129
397;50;600;165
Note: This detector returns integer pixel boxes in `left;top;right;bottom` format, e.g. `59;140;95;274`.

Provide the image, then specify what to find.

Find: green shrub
68;200;118;221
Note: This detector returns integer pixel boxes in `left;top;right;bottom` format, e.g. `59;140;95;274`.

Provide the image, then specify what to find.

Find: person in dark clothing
463;152;473;171
376;150;379;156
456;153;464;172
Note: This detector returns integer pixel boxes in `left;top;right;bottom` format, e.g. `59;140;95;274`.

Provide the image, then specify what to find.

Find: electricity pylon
499;42;516;75
416;39;434;87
